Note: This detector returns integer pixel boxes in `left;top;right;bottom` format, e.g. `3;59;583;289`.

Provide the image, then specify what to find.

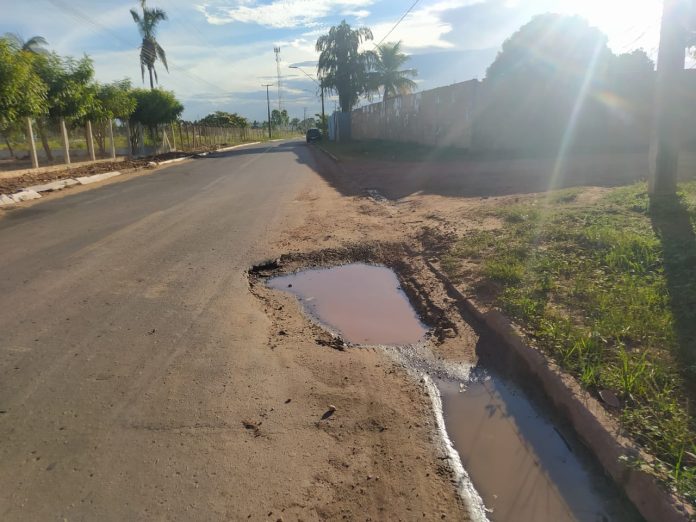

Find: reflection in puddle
267;263;641;521
268;263;427;345
439;373;641;521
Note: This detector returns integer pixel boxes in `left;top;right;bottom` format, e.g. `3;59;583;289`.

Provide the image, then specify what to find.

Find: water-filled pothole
267;263;641;521
268;263;427;345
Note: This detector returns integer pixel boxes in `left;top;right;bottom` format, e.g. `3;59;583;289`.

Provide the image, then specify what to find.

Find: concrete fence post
171;122;177;150
108;119;116;159
60;117;71;165
26;117;39;169
86;120;96;161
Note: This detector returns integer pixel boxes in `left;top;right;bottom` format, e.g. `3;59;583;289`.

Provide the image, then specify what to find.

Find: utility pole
651;0;689;195
262;83;273;140
274;47;282;112
289;65;326;133
303;107;307;131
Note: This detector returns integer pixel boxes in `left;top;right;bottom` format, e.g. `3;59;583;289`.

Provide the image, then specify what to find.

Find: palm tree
2;33;49;54
369;41;417;102
130;0;168;89
316;21;374;112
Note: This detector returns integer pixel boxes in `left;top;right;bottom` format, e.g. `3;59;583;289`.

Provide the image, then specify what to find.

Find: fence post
108;119;116;159
60;117;71;165
26;117;39;169
86;120;96;161
170;122;177;150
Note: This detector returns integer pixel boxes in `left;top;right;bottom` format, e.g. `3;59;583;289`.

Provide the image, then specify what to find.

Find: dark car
305;128;322;143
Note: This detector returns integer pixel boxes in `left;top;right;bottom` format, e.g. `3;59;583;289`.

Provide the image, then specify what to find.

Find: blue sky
2;0;663;121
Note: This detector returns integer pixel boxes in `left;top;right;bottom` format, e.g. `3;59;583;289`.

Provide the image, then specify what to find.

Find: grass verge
320;139;470;162
441;182;696;505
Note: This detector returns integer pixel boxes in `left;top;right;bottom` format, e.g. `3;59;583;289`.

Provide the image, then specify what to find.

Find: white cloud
342;9;370;19
370;0;484;50
196;0;373;29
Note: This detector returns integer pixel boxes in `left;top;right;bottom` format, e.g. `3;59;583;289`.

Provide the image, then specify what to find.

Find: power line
374;0;421;47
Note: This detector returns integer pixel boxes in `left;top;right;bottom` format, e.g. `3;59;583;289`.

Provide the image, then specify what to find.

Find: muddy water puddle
267;263;641;521
267;263;427;345
439;373;640;521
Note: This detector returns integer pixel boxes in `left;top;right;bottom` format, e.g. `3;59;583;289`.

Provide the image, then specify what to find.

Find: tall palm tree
369;41;417;102
316;21;374;113
130;0;168;89
2;33;49;54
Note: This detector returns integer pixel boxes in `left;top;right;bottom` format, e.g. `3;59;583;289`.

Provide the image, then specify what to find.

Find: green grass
442;181;696;504
320;139;470;162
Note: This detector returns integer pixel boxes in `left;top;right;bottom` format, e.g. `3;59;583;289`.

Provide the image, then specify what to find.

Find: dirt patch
0;149;220;195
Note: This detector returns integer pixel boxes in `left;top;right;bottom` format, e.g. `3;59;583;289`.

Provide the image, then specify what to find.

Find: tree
89;80;137;155
198;111;249;128
129;88;183;150
33;53;99;160
2;33;49;55
0;39;47;157
316;21;374;112
270;109;289;129
0;39;46;123
368;41;417;102
130;0;169;89
475;14;613;151
290;117;300;130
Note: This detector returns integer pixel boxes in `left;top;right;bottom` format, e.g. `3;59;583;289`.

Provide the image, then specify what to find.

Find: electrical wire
374;0;421;47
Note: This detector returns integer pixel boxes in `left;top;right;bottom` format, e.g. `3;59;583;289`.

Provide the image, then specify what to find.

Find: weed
441;183;696;504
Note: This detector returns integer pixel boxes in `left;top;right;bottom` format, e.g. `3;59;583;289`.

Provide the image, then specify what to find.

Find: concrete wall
351;80;482;149
351;71;696;153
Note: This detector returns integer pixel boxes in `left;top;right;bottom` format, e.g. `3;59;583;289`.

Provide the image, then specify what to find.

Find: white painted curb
156;156;189;166
76;171;121;185
26;179;79;193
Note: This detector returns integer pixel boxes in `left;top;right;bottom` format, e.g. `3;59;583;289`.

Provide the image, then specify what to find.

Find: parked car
305;128;322;143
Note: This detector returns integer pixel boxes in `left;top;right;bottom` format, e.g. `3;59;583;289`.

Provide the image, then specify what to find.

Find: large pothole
251;252;643;522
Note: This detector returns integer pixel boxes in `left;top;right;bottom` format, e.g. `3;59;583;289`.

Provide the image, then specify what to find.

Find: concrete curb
76;171;122;185
153;142;263;166
26;179;79;193
0;189;43;206
422;258;692;522
313;143;339;163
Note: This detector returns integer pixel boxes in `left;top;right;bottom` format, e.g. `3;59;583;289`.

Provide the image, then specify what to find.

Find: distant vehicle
305;128;322;143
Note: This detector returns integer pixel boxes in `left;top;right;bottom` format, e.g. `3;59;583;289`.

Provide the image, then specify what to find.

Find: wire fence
0;119;296;172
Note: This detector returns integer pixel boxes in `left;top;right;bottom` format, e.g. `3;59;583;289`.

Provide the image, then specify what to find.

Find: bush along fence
0;118;268;172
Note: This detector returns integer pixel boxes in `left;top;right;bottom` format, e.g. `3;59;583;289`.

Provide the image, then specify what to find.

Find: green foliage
129;88;183;127
197;111;249;128
94;79;137;121
476;14;655;152
0;38;47;122
442;182;696;504
270;109;289;129
316;20;374;112
34;52;98;122
367;41;417;102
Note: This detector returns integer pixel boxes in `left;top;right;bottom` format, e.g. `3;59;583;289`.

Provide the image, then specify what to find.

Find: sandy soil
3;141;672;520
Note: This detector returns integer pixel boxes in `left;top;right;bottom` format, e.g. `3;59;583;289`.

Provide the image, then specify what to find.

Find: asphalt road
0;140;319;520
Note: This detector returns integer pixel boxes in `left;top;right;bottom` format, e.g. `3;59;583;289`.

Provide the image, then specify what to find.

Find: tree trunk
36;121;54;161
2;133;15;159
149;67;154;90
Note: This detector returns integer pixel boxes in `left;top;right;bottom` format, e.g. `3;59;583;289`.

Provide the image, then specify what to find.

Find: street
0;140;465;520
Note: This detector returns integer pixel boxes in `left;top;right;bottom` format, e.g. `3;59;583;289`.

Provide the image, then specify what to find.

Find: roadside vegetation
441;182;696;503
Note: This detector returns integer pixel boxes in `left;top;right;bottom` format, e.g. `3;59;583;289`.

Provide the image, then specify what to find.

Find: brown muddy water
267;264;642;522
267;263;428;345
